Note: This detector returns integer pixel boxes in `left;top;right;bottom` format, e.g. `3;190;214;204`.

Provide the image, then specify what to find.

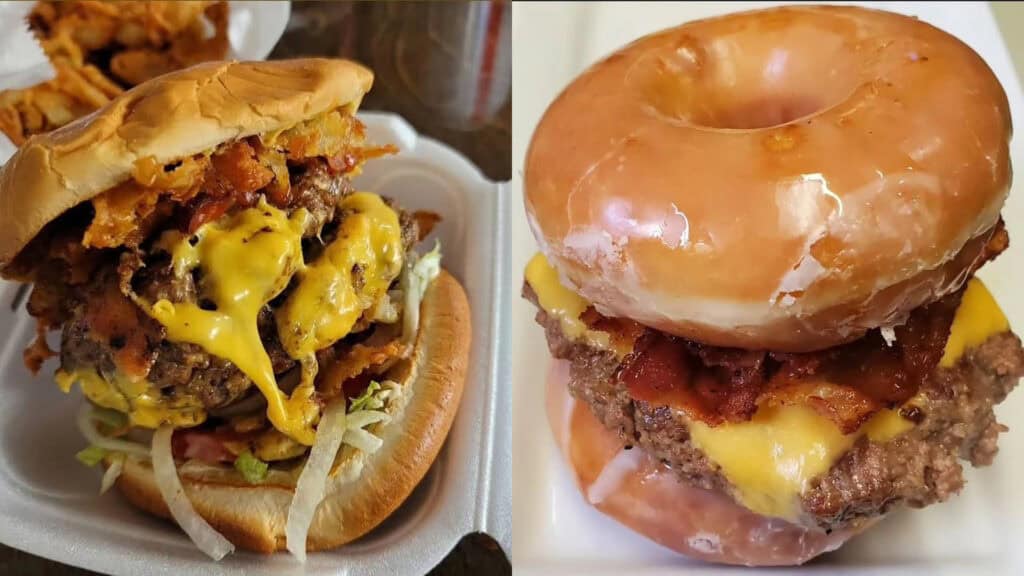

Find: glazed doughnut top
524;5;1011;351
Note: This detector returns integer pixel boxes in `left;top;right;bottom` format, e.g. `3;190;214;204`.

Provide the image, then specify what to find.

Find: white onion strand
286;400;348;562
76;403;149;457
100;453;125;494
152;426;235;561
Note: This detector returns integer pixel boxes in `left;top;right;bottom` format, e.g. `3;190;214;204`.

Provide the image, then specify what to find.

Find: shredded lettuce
349;380;384;412
341;381;395;455
401;241;442;345
233;450;269;484
76;445;107;467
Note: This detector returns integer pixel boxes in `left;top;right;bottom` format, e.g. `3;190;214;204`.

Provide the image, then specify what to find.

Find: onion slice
100;453;125;494
77;403;149;457
401;242;441;345
286;400;348;562
342;428;383;454
152;426;235;561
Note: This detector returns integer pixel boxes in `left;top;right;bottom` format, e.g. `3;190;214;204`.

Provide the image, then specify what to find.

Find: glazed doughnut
545;360;875;566
525;5;1011;351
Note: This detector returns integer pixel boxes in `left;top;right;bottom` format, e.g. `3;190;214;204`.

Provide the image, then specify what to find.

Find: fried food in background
0;60;121;145
31;0;228;85
0;1;228;145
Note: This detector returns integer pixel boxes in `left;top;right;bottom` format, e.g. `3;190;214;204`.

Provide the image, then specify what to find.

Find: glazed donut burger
524;5;1022;566
0;59;471;560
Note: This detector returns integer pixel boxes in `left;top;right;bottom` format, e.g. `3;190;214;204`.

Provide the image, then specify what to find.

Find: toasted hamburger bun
108;270;471;553
0;58;373;268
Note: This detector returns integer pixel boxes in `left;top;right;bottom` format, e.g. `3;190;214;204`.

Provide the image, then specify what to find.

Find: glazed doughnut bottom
545;360;871;566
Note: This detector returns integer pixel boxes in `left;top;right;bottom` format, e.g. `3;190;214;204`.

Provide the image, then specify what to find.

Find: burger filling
10;105;440;475
524;236;1024;531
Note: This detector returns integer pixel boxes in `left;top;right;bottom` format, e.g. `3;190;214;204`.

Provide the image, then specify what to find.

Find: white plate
0;113;510;576
510;2;1024;574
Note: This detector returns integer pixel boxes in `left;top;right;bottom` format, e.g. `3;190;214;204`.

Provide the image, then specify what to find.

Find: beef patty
58;166;418;410
525;283;1024;532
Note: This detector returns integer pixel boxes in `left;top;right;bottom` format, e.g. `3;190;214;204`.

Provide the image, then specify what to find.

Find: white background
511;3;1024;574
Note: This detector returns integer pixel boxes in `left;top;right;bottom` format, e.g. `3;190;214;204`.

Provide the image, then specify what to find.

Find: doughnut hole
633;18;863;130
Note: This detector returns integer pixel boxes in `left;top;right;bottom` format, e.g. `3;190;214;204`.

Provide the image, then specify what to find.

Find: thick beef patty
525;283;1024;532
59;167;419;411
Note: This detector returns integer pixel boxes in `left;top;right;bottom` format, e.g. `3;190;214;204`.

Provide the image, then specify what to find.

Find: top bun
0;58;373;266
524;5;1011;352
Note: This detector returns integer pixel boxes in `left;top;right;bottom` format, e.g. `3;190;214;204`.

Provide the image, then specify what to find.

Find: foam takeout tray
0;112;512;575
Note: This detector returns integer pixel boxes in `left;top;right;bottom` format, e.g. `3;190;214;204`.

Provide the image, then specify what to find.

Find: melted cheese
56;368;205;428
141;199;318;443
525;253;611;350
276;192;403;359
138;193;404;446
941;278;1009;367
524;253;1011;520
688;404;913;519
689;279;1009;520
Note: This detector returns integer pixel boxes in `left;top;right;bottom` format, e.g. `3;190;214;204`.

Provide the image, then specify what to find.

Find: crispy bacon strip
595;221;1011;432
618;288;961;431
318;338;410;399
85;156;207;248
326;144;399;174
760;381;880;434
82;276;156;379
23;320;57;374
413;211;442;241
82;115;384;247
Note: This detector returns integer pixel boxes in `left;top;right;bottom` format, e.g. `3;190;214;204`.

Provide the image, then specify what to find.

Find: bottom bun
112;270;471;553
545;359;875;566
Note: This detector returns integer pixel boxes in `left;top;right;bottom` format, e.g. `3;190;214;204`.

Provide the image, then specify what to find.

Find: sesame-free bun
524;5;1011;351
0;58;373;267
109;271;471;553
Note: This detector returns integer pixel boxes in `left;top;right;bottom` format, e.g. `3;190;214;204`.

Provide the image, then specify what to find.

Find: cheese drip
525;254;1011;521
143;199;316;444
524;253;611;350
55;367;205;428
277;192;404;359
687;403;915;520
274;192;403;427
683;279;1010;520
941;278;1009;367
140;193;405;446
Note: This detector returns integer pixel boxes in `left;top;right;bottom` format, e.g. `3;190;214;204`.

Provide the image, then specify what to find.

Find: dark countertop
0;2;511;575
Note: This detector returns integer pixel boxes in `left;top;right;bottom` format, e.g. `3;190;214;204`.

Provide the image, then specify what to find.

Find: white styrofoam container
0;112;511;575
227;1;291;62
511;2;1024;575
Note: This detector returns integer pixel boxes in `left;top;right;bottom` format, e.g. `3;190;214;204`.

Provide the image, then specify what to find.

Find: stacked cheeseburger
0;59;470;559
522;6;1023;567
